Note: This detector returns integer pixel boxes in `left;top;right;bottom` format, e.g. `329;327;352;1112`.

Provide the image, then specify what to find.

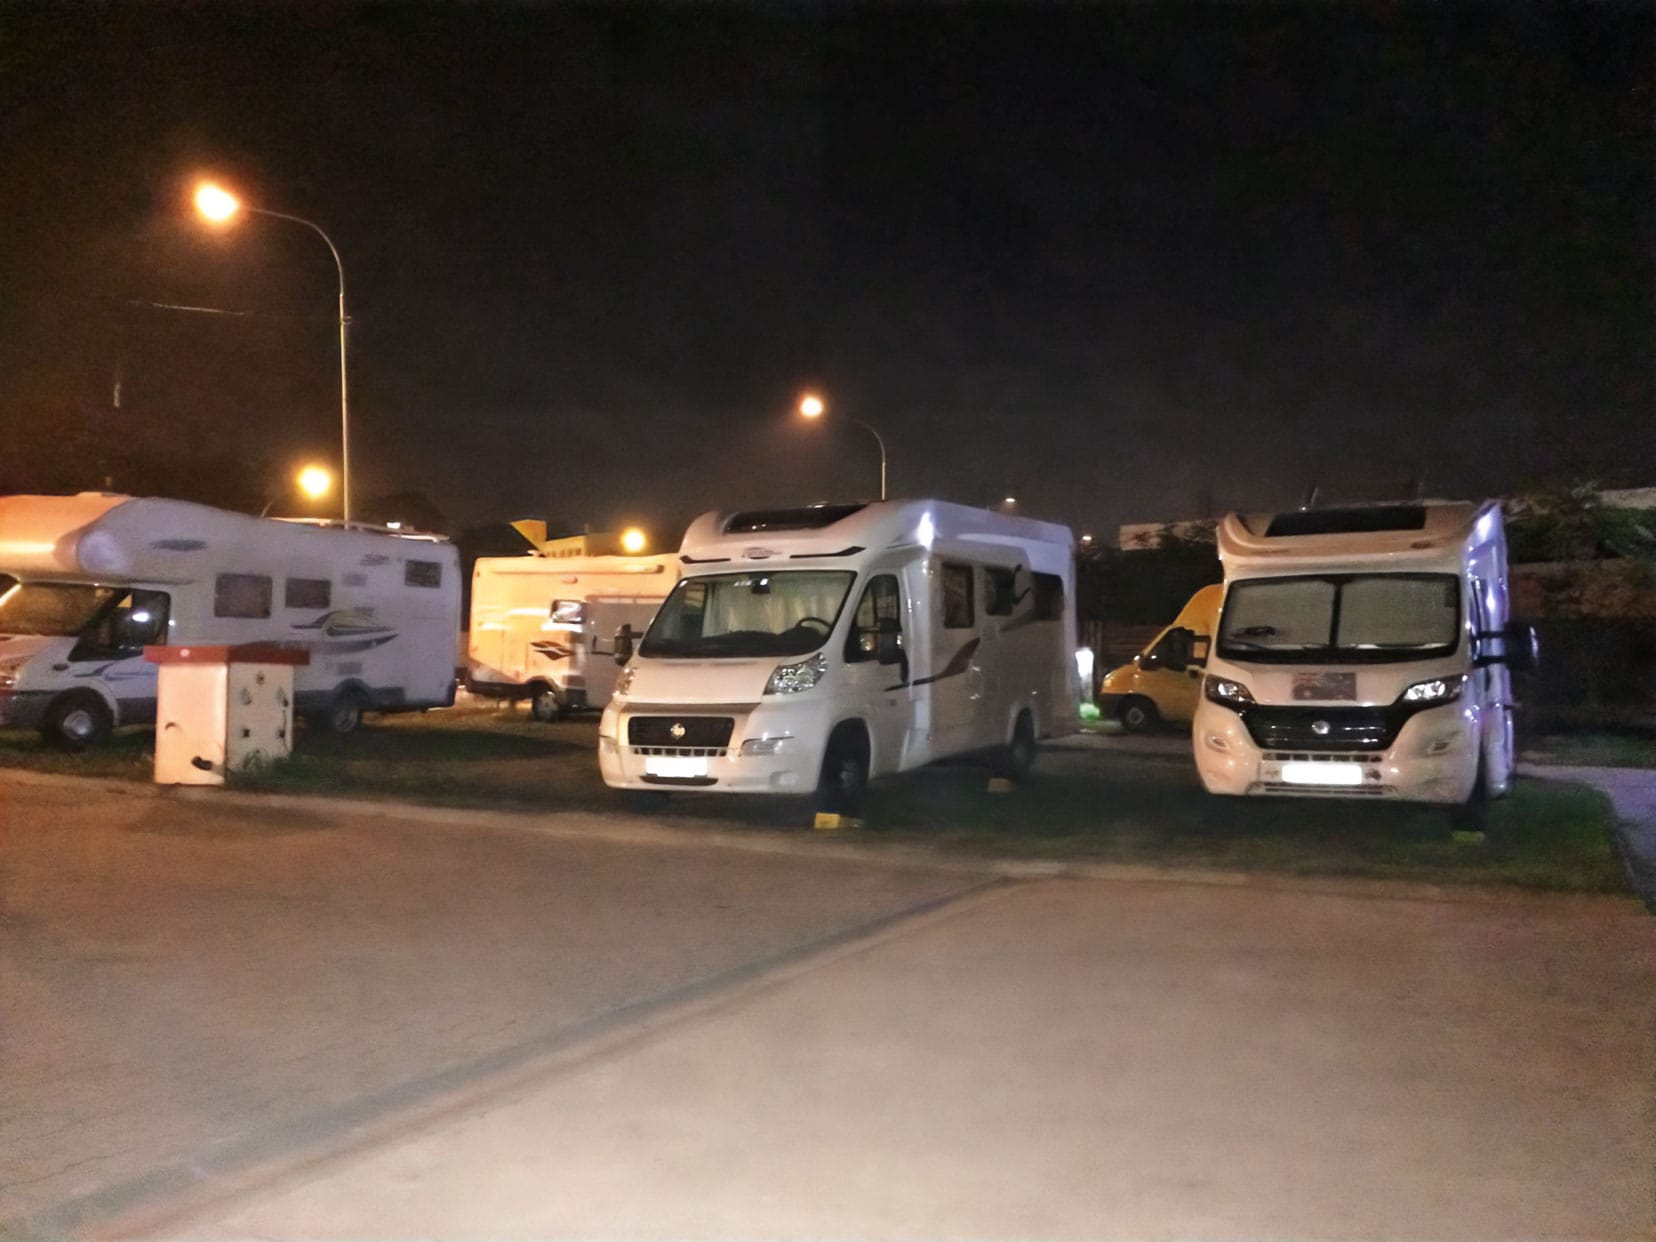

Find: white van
0;493;461;748
467;553;679;719
1183;501;1534;823
598;500;1078;813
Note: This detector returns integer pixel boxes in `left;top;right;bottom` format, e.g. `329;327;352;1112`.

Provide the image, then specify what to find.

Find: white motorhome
598;500;1079;813
467;553;680;718
0;493;461;748
1185;501;1533;821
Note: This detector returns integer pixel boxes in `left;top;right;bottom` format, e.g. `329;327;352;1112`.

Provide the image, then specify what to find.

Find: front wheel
43;691;113;751
1119;697;1159;733
529;685;567;722
815;727;870;817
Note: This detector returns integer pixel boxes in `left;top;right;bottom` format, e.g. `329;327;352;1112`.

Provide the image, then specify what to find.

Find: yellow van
1096;584;1221;731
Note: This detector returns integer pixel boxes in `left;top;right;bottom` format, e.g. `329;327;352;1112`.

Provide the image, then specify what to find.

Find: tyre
321;688;365;736
42;691;113;751
529;684;567;722
1119;696;1159;733
814;725;870;816
1449;763;1490;837
994;711;1037;781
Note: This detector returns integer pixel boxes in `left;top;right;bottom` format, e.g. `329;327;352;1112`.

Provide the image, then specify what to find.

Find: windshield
641;570;855;658
1217;574;1461;664
0;581;121;638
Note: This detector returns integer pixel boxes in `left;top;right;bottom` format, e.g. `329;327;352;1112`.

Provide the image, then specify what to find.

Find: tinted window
942;563;974;628
285;577;331;609
1033;572;1064;621
215;574;271;619
406;560;443;588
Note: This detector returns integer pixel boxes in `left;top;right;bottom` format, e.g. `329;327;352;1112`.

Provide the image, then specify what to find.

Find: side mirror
613;624;636;666
1161;627;1194;673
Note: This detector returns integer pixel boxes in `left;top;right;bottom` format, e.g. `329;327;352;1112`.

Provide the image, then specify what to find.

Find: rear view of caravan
1188;502;1533;818
468;554;679;719
598;500;1078;814
0;493;460;747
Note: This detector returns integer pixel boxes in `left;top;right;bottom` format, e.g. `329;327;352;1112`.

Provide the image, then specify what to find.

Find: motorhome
598;500;1079;814
0;493;461;748
467;553;679;718
1097;583;1222;731
1180;502;1532;820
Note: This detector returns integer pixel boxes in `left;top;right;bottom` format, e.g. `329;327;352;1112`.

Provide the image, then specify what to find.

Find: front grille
1264;751;1385;764
627;716;735;748
630;745;728;759
1242;706;1399;752
1260;783;1390;797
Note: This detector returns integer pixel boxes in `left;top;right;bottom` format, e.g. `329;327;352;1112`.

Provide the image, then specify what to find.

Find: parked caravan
0;493;460;748
467;553;680;718
598;500;1079;814
1181;502;1533;821
1097;583;1222;731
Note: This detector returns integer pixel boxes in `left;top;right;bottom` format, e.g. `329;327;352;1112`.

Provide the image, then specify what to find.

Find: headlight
614;666;636;697
765;652;827;695
1399;674;1466;705
0;669;16;690
1203;675;1255;708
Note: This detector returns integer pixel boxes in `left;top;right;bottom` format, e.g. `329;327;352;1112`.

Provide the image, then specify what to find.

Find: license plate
644;755;708;779
1280;761;1363;787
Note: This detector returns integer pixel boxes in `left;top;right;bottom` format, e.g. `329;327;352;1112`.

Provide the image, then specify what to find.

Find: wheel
994;711;1037;780
321;688;365;736
529;684;567;721
1119;696;1159;733
1449;763;1490;837
814;726;870;816
42;691;113;751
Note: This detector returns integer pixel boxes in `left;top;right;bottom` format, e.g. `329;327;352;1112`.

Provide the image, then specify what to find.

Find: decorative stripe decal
888;636;980;691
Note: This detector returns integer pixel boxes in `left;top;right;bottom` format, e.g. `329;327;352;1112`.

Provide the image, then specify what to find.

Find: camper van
1097;583;1222;731
1181;502;1533;819
467;553;679;718
598;500;1079;813
0;493;461;748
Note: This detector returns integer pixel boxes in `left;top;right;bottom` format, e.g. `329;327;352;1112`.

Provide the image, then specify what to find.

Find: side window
942;563;974;629
79;589;170;654
984;567;1016;617
406;560;443;589
285;578;331;610
845;574;902;663
1032;572;1064;621
215;573;272;619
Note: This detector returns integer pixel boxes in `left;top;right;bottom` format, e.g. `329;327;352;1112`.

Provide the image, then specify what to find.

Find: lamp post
797;392;887;501
195;181;353;523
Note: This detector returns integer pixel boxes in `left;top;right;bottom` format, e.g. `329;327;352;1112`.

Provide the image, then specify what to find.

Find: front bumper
599;699;828;796
1192;699;1480;804
0;690;54;730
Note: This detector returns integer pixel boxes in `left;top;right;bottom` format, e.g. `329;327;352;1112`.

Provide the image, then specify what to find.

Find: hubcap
63;708;95;739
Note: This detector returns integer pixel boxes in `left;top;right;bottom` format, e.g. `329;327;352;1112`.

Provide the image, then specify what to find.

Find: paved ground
2;770;1652;1240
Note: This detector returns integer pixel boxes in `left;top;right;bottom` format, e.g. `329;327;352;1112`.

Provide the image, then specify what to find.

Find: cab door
1139;628;1205;724
68;589;170;723
841;571;913;775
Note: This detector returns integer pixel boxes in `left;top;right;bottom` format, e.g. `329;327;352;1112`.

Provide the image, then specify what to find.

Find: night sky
2;4;1650;544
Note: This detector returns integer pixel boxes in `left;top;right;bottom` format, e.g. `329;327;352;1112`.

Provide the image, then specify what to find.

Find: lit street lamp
620;526;648;554
296;463;333;501
194;180;354;523
797;392;887;501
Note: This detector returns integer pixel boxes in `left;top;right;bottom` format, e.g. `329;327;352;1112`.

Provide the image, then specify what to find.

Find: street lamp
296;463;333;501
797;392;887;501
619;526;648;554
194;180;354;523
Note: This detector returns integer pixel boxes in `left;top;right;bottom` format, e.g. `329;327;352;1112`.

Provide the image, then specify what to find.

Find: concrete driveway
1;773;1650;1240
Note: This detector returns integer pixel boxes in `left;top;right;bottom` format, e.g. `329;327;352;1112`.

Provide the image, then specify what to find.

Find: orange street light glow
194;182;240;223
620;527;648;554
798;393;825;418
297;465;333;499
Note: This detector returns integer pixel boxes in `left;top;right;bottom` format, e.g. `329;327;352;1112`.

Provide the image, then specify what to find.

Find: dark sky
2;3;1651;544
